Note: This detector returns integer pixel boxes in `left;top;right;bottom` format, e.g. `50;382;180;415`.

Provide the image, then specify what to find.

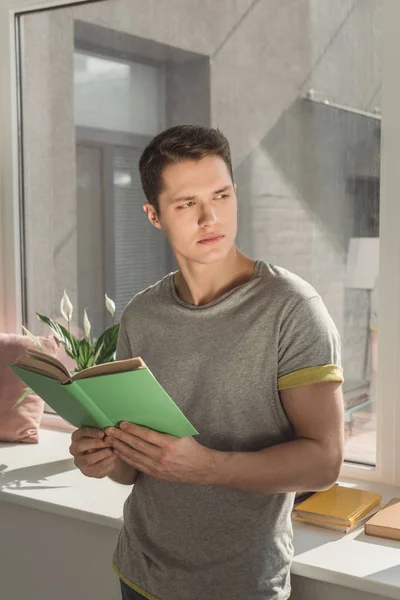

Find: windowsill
292;479;400;599
1;429;400;598
0;427;130;529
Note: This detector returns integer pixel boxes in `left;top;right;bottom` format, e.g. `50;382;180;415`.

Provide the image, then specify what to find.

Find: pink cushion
0;334;60;443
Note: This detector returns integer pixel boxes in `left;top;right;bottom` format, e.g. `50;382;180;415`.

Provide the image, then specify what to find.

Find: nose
198;204;218;227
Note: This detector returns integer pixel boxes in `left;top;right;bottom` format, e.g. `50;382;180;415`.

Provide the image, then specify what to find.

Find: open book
9;349;198;437
13;347;146;384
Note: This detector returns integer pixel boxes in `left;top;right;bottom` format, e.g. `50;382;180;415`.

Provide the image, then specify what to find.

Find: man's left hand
105;423;214;485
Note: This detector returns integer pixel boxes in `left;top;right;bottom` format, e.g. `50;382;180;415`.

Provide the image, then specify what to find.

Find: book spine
67;381;110;429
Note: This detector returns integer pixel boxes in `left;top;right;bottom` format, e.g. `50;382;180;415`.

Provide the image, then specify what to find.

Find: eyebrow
169;185;232;205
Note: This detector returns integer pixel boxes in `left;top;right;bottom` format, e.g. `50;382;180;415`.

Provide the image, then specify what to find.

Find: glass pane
74;51;165;135
19;0;381;461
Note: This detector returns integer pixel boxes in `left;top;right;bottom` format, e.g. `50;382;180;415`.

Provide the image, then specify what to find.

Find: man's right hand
69;427;118;479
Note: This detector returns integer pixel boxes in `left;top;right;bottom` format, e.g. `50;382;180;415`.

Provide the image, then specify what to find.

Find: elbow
317;466;341;491
314;447;344;491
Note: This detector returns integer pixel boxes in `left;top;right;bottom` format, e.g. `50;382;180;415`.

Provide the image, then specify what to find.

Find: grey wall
0;499;393;600
291;574;391;600
21;9;78;327
76;144;106;333
0;500;121;600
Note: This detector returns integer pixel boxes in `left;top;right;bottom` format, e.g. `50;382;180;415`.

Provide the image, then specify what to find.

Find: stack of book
292;485;382;533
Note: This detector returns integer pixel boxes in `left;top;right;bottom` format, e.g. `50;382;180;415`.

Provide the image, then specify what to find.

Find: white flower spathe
61;290;73;322
105;293;116;318
84;308;91;339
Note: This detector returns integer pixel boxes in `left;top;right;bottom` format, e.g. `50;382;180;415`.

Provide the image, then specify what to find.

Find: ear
143;203;162;230
234;183;237;194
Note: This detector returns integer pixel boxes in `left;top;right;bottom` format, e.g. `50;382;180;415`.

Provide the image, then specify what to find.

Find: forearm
206;437;342;494
108;457;139;485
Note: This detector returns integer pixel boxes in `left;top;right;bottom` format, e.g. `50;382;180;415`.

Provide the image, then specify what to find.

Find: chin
195;247;232;264
175;239;235;265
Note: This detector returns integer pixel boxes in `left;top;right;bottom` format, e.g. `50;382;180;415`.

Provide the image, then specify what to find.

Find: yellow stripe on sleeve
112;562;161;600
277;364;344;391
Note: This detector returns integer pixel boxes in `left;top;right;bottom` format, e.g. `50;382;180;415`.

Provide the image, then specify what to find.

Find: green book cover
9;364;199;438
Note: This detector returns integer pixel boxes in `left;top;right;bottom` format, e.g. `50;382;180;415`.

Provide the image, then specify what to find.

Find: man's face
144;155;237;265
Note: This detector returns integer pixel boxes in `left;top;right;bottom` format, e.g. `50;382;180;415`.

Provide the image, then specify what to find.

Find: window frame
339;0;400;486
1;0;399;484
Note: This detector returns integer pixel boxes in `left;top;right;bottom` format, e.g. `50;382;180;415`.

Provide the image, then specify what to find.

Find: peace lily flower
61;290;73;326
105;293;116;321
16;292;121;407
83;308;91;340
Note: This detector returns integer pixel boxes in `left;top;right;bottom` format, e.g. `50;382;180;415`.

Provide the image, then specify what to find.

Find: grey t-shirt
112;260;343;600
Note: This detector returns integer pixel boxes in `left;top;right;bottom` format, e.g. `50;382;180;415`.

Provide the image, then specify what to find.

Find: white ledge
292;507;400;599
0;428;130;529
1;429;400;598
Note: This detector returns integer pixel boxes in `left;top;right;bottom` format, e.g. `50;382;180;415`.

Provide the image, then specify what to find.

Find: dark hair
139;125;234;213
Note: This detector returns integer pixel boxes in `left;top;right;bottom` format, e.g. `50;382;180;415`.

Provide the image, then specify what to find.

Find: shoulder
258;262;337;335
259;262;319;308
119;272;172;327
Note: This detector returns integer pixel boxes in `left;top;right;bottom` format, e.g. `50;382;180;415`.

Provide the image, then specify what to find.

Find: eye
215;193;229;199
178;201;194;209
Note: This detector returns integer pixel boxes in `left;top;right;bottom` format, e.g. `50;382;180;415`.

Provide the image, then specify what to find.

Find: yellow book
293;505;380;533
293;485;382;527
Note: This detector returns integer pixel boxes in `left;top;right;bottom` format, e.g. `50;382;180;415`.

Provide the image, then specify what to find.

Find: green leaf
76;338;95;371
14;388;32;408
22;326;43;349
36;313;79;357
93;323;120;364
93;341;104;365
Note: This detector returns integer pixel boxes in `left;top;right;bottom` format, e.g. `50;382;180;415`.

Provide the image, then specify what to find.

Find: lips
199;234;224;243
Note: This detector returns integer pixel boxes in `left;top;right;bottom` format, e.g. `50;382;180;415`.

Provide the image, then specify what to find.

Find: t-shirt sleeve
116;317;132;361
277;295;344;391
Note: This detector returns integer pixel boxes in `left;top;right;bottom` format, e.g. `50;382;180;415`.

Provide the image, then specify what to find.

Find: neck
173;247;256;306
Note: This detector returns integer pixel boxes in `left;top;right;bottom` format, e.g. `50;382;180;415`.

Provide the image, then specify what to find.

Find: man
69;125;344;600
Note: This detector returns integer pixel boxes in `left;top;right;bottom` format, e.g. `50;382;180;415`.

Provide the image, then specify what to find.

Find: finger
101;455;120;477
85;454;118;478
107;427;164;456
111;437;160;461
71;427;104;442
106;423;166;453
119;423;169;446
70;437;111;455
85;438;114;453
98;458;119;478
113;445;155;475
105;427;138;447
79;447;114;467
